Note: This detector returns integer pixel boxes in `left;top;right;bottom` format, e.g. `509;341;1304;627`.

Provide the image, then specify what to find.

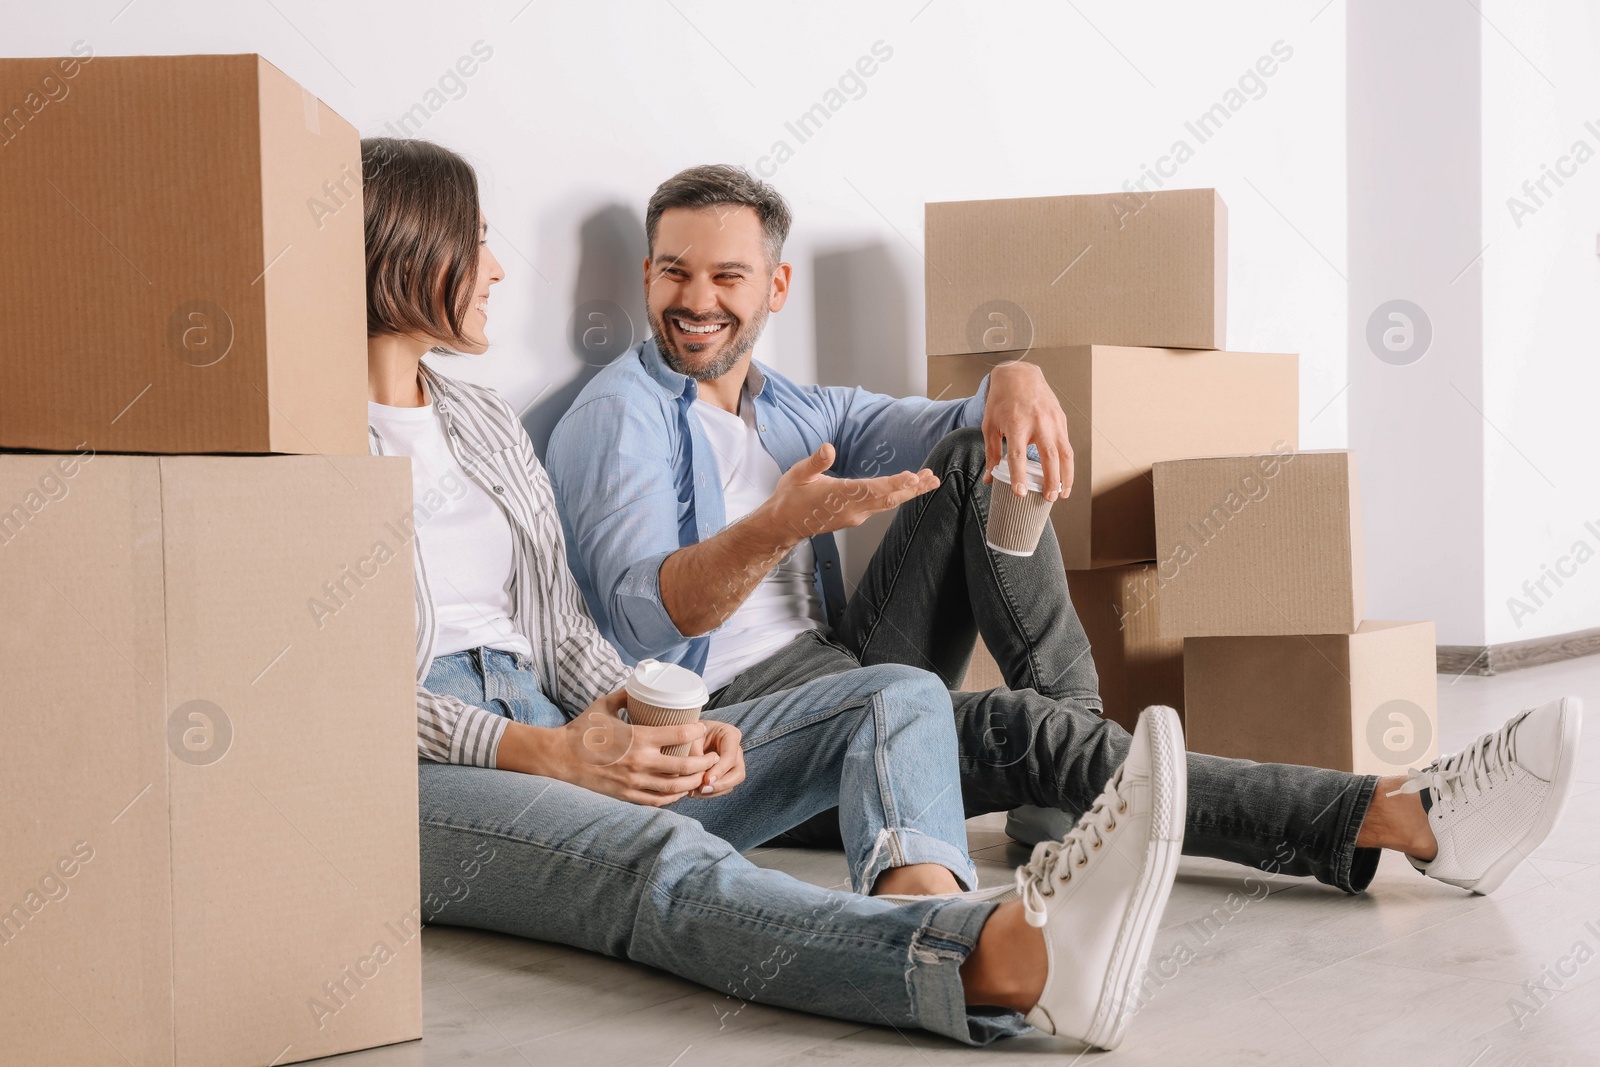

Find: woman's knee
873;667;961;755
885;665;956;712
853;662;953;713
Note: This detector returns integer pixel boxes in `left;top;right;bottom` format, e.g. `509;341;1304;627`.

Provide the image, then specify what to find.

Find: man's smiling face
645;205;787;382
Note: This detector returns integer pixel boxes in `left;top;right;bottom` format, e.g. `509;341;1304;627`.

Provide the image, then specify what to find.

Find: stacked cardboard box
932;189;1437;774
1154;452;1438;775
930;345;1298;571
0;55;423;1064
0;54;368;454
930;190;1293;730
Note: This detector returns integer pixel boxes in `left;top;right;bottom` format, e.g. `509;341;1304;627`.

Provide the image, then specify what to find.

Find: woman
360;136;1186;1051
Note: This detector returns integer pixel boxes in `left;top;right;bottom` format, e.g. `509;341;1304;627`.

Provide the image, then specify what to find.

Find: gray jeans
714;428;1382;893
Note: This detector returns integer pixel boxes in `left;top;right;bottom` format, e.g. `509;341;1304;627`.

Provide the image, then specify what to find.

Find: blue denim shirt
547;338;990;672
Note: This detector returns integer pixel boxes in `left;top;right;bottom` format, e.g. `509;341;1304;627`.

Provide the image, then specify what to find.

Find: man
547;164;1582;899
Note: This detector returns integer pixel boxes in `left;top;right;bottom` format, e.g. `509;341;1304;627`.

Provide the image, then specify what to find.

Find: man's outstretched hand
660;440;938;638
755;442;939;542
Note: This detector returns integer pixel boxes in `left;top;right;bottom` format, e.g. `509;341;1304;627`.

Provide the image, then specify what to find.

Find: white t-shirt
367;398;533;660
693;392;825;691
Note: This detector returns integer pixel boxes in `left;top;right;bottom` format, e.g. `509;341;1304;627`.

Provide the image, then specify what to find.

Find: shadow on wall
521;203;647;458
813;241;914;590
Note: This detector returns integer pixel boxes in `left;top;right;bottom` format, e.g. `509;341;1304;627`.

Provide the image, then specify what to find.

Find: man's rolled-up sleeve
822;374;991;477
547;394;693;664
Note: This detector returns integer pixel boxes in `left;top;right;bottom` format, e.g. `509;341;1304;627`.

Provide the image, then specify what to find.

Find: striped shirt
368;362;631;767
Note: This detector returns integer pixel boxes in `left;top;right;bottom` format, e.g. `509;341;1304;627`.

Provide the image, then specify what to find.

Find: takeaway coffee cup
624;659;711;757
986;458;1054;556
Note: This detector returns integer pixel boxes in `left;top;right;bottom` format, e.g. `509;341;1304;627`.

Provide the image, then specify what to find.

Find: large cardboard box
929;345;1298;569
0;453;422;1066
0;53;367;454
1183;621;1439;776
1153;450;1363;637
924;188;1226;356
1069;564;1185;733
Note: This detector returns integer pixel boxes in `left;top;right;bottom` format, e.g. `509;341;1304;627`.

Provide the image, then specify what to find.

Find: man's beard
650;302;769;383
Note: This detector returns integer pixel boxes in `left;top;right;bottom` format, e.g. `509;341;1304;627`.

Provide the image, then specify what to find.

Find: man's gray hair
645;164;792;267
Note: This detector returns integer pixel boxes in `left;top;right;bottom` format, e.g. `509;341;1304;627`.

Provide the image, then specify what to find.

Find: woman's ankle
961;901;1045;1012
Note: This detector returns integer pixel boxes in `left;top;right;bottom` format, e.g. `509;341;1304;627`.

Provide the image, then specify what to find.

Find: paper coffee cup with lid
986;458;1055;557
625;659;711;756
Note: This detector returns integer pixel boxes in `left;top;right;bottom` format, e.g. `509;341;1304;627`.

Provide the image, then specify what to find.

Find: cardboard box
1153;450;1363;637
1183;621;1439;776
0;453;422;1066
959;636;1005;691
924;188;1226;356
0;53;367;454
929;345;1298;569
1069;564;1184;733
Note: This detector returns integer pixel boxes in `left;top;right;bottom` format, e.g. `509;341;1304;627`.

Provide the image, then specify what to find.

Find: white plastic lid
626;658;710;709
990;458;1047;493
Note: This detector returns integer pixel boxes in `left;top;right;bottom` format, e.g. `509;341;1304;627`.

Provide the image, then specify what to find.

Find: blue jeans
426;645;977;893
418;647;1029;1045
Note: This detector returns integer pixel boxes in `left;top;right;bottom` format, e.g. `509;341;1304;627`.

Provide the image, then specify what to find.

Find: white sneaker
1390;695;1583;895
1018;705;1186;1051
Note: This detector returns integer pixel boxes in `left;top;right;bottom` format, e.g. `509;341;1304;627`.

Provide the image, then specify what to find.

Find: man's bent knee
924;427;987;477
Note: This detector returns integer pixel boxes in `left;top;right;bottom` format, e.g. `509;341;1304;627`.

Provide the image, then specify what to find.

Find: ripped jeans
416;648;1032;1046
423;646;979;895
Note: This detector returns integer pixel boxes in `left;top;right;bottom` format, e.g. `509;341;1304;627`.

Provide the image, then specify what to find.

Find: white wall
1347;0;1488;647
19;0;1348;582
17;3;1593;645
1347;0;1600;649
1480;0;1600;645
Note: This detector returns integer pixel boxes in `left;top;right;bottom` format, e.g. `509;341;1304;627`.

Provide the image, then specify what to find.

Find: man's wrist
991;359;1040;383
741;500;805;558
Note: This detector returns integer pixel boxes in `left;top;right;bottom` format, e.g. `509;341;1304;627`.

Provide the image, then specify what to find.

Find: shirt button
492;485;505;494
759;424;767;432
823;561;833;570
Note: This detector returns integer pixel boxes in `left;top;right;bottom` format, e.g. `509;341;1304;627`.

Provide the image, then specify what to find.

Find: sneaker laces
1015;766;1129;928
1386;709;1529;807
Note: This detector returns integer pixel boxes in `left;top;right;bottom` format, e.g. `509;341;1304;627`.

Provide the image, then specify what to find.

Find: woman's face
447;214;504;354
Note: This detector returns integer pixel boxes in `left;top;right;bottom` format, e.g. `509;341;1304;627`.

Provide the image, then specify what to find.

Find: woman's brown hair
361;137;481;351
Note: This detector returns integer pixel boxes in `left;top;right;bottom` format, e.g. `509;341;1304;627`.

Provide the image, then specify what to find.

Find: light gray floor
319;655;1600;1066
